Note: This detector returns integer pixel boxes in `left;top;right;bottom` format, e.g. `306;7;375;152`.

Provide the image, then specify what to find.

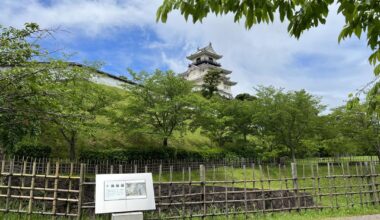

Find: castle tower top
181;43;237;99
186;42;223;66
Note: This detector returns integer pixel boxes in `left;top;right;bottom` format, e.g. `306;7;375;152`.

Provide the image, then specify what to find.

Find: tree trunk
291;147;296;163
69;131;77;161
60;128;77;161
163;137;168;147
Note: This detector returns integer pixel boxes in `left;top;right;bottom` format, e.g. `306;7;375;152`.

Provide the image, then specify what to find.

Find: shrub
79;147;232;162
14;144;52;158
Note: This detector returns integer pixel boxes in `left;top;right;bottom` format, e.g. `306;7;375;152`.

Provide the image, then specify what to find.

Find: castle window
209;57;213;62
196;58;201;62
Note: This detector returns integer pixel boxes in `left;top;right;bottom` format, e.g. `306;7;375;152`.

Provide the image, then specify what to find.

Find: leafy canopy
157;0;380;75
201;68;222;99
0;23;95;154
113;69;196;147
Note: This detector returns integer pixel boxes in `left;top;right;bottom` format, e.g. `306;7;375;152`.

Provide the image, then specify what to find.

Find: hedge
79;147;231;162
14;144;52;158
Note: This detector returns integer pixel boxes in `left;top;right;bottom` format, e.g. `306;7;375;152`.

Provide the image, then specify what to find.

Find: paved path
329;214;380;220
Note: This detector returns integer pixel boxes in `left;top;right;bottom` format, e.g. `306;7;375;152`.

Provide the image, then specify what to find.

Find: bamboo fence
0;158;379;219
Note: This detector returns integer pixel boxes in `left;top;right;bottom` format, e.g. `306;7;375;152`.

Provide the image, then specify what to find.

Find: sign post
95;173;156;219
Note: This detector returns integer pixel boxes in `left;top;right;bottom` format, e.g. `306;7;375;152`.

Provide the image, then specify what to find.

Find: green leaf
375;64;380;76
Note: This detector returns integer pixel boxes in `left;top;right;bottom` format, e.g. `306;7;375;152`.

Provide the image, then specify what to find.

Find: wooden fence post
369;162;379;205
200;164;206;218
28;161;36;220
291;163;300;211
52;161;60;219
5;159;14;212
77;163;85;220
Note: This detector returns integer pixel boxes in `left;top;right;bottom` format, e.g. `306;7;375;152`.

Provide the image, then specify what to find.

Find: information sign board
95;173;155;214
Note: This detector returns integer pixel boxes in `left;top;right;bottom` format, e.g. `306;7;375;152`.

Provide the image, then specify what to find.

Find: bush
14;144;52;158
79;147;231;162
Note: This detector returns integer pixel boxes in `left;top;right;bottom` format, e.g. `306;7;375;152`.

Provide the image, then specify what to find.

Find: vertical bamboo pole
19;160;27;212
346;162;354;207
357;162;364;206
224;166;228;217
243;165;247;218
316;163;322;207
279;164;285;210
340;162;349;208
266;165;273;210
169;165;173;209
158;164;162;217
364;162;373;205
42;161;50;213
52;161;60;219
311;163;318;209
0;160;5;196
327;163;333;208
77;163;85;220
181;167;185;219
5;159;14;212
188;166;193;218
28;161;37;220
110;165;114;174
369;162;378;205
200;164;206;219
291;163;300;212
212;165;216;217
252;163;256;189
332;163;339;208
231;165;236;217
66;163;74;215
259;164;265;213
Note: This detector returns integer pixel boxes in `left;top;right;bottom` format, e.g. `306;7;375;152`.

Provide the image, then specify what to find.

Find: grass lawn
155;162;380;208
1;205;380;219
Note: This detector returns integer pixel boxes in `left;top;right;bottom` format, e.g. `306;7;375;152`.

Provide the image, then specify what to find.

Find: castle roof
186;43;223;60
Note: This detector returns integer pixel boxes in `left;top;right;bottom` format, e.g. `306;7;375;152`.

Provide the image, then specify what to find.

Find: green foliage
51;78;122;160
3;23;380;161
191;97;235;147
14;144;51;158
79;147;229;161
0;23;42;66
0;23;91;153
157;0;379;75
112;69;196;147
201;68;222;99
253;86;325;161
235;93;256;101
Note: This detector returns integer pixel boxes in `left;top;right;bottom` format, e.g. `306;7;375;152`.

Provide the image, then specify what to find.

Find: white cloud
0;0;156;36
0;0;374;109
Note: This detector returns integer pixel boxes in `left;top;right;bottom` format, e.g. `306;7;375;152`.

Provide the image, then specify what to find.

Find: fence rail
0;158;379;219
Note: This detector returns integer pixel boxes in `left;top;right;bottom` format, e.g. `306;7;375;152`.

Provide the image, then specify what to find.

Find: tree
346;95;380;159
114;70;195;147
0;23;91;154
157;1;380;76
51;80;120;160
235;93;256;101
227;99;257;143
319;107;363;156
201;68;222;99
191;97;234;147
254;86;324;161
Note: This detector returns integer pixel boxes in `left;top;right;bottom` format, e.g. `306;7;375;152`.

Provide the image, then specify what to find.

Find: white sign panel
95;173;155;214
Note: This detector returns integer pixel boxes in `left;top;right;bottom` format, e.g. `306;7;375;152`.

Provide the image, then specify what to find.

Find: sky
0;0;375;110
